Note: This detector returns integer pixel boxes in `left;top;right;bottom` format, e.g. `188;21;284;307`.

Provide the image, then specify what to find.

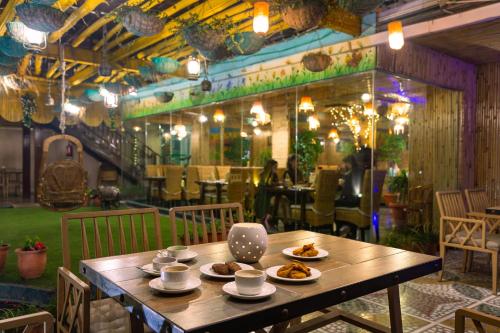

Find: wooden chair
61;208;163;270
335;170;386;241
169;203;244;245
145;165;159;177
216;165;231;181
57;267;132;333
407;184;433;232
465;188;489;213
97;168;119;186
291;170;340;231
197;165;216;181
0;311;53;333
455;308;500;333
161;165;183;203
0;168;6;198
436;191;499;294
184;165;200;202
226;171;248;205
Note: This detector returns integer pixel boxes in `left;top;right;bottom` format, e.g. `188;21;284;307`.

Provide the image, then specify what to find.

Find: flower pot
383;193;399;206
183;24;226;52
226;31;265;55
15;248;47;279
280;0;327;31
228;223;268;263
154;92;174;103
302;52;332;72
0;245;9;273
119;7;163;37
388;203;408;229
16;3;67;33
0;36;28;58
152;57;180;74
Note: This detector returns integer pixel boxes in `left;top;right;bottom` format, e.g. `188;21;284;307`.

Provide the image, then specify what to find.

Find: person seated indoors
335;155;360;208
282;154;304;187
254;159;280;231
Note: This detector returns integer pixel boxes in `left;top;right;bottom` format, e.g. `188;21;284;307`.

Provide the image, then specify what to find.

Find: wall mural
123;45;376;120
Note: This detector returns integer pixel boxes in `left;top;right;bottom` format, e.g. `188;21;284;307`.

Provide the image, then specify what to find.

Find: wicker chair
184;165;201;202
161;165;183;203
291;170;340;231
0;311;53;333
436;191;499;294
335;170;386;241
216;165;231;181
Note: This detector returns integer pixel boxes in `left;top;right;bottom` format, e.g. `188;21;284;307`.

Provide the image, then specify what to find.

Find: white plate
149;277;201;294
140;263;160;276
158;250;198;263
200;262;254;279
266;265;321;282
282;247;329;260
223;281;276;300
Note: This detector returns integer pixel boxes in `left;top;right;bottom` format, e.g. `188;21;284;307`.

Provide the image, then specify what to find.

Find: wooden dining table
486;206;500;215
80;231;441;333
197;179;228;204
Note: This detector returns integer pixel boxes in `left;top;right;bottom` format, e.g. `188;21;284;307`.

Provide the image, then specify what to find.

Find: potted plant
0;241;9;274
378;133;406;205
388;170;409;228
275;0;328;31
116;6;163;37
178;14;233;53
293;130;324;178
15;237;47;279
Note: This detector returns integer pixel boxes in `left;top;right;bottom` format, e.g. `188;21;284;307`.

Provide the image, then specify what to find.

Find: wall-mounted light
299;96;314;113
253;1;269;34
213;108;225;123
388;21;404;50
198;114;208;123
187;53;201;80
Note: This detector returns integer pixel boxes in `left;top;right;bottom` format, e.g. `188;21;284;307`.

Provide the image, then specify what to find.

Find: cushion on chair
89;298;131;333
335;206;371;229
445;231;500;250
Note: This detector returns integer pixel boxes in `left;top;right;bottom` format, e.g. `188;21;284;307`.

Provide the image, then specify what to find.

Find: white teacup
152;256;176;271
166;245;189;259
235;269;266;296
161;265;190;290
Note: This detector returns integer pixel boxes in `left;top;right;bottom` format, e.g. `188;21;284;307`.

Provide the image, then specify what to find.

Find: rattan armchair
436;191;499;294
0;311;53;333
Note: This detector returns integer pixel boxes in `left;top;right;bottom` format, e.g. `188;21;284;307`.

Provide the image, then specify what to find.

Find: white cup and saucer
149;264;201;294
140;256;177;276
222;269;276;300
158;246;198;262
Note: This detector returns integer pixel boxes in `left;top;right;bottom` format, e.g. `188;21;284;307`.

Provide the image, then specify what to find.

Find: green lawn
0;206;176;289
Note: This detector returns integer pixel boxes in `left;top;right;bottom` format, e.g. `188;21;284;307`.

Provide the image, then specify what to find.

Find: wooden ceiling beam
49;0;108;43
0;0;23;35
53;62;79;79
46;61;60;79
34;55;43;76
18;54;32;76
52;0;78;12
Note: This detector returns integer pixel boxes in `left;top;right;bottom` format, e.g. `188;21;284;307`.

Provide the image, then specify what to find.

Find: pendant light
299;96;314;112
187;53;201;80
388;21;404;50
328;128;340;144
45;82;54;106
307;115;320;130
250;101;265;115
198;114;208;123
253;127;262;136
253;2;269;34
104;93;119;109
361;93;371;103
213;108;225;123
363;102;375;117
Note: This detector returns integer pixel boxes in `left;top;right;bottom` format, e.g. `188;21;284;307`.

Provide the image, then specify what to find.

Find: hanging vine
20;93;37;128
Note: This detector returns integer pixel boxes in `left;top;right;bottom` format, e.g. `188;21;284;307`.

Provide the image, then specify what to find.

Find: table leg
216;183;222;204
130;313;145;333
158;180;163;204
387;285;403;333
200;184;206;204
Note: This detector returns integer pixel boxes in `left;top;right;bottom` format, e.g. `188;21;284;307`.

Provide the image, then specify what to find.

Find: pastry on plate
292;243;319;257
277;261;311;279
211;262;242;275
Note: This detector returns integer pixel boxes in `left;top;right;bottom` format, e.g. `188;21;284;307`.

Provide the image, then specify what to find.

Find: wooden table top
81;231;441;333
486;206;500;215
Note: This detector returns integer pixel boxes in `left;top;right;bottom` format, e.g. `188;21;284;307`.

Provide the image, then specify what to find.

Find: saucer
149;277;201;294
140;263;160;276
266;266;321;282
282;247;329;260
200;262;254;279
158;250;198;263
222;282;276;300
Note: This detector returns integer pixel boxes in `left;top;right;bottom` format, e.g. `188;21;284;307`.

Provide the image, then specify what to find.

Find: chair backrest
313;170;340;215
464;188;489;213
57;267;90;333
0;311;54;333
165;165;183;196
216;166;231;181
61;208;163;270
409;184;433;204
227;172;247;204
360;170;386;215
185;165;200;196
98;168;118;185
197;165;216;181
435;190;467;218
169;203;244;245
145;165;158;177
158;165;169;177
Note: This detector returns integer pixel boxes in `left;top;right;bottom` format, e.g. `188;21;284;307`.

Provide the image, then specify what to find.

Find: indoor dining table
80;231;441;333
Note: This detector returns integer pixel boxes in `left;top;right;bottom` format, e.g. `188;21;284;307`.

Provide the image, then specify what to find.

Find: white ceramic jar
227;223;268;263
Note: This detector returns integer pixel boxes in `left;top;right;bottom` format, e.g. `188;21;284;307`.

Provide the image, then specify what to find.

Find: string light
388;21;405;50
363;102;375;117
253;2;269;34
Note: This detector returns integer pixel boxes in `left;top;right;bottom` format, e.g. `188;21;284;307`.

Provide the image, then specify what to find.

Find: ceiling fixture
240;131;248;138
363;102;375;117
163;132;171;140
328;128;340;144
174;124;187;140
361;93;372;103
198;114;208;123
307;115;320;130
253;2;269;34
104;93;119;108
299;96;314;112
187;53;201;80
7;21;46;50
45;82;54;106
250;101;270;125
63;101;83;115
388;21;404;50
253;127;262;136
213;108;225;123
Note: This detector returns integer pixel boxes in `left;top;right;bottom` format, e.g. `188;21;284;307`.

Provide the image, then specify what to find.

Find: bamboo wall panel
475;63;500;205
377;42;477;189
409;87;461;224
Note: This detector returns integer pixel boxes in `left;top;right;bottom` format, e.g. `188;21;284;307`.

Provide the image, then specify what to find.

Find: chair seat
335;207;370;229
89;298;131;333
291;204;334;227
445;231;500;250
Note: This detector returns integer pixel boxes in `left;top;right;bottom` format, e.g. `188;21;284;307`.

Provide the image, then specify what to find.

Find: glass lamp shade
328;128;340;143
307;115;320;130
213;109;225;123
388;21;404;50
104;93;119;109
299;96;314;112
186;55;201;80
250;101;265;115
361;93;372;103
253;2;269;34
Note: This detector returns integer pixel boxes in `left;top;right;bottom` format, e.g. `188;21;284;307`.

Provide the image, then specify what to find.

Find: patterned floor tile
419;324;454;333
474;303;500;317
486;295;500;307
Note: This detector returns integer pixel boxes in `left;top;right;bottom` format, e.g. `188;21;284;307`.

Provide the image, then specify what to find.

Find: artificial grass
0;206;176;290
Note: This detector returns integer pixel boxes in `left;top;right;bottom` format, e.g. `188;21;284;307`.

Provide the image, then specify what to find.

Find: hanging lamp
213;108;225;123
328;128;340;144
187;53;201;80
388;21;404;50
307;115;320;130
299;96;314;112
253;2;269;34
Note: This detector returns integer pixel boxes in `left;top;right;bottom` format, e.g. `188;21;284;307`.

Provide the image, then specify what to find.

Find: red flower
34;241;45;250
